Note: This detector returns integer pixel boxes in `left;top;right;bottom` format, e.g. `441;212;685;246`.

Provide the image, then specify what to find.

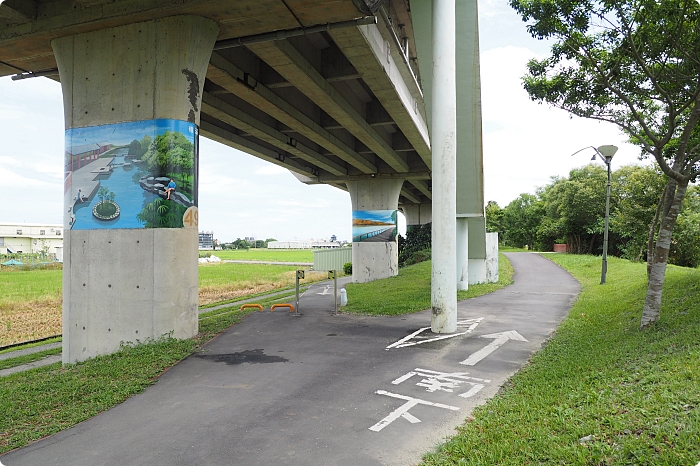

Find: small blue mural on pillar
64;119;198;230
352;210;398;242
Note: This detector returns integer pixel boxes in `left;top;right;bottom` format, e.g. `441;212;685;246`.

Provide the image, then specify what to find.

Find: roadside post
328;270;338;315
294;270;304;316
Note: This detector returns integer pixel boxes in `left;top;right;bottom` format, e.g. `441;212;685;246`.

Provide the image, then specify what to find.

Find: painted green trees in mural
142;131;194;196
136;198;187;228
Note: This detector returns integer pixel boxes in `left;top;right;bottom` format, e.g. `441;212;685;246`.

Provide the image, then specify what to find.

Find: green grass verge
0;305;256;454
0;347;62;371
205;249;314;262
0;337;62;355
421;254;700;465
343;254;514;316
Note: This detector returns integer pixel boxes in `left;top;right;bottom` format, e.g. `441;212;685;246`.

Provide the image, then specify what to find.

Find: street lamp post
571;145;618;284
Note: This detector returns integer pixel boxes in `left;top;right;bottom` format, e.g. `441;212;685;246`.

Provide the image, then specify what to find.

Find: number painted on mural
183;206;199;228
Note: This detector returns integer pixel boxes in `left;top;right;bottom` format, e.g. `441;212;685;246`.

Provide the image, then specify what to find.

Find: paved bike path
2;253;580;466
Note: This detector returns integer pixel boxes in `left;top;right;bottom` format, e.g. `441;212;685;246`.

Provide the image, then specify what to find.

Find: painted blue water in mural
64;118;198;230
72;153;158;230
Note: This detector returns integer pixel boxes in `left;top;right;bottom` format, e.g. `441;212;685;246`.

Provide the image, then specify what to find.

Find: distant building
65;142;111;171
268;239;341;249
199;231;214;250
244;236;255;243
0;223;64;257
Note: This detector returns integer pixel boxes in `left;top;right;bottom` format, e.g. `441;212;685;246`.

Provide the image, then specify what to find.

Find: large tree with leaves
510;0;700;328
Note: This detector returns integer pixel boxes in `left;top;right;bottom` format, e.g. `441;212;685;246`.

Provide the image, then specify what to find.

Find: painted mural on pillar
64;119;198;230
352;210;398;242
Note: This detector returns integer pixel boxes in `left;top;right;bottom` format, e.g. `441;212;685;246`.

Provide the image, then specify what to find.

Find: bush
398;223;431;267
343;262;352;275
403;248;431;266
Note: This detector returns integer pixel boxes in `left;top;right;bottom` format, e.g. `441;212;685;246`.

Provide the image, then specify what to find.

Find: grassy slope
421;254;700;465
343;254;513;316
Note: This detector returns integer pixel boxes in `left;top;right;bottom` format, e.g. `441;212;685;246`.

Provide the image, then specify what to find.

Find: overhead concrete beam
0;0;36;22
200;120;319;179
318;171;430;184
401;187;421;204
207;52;377;174
202;92;347;176
410;179;432;199
329;23;431;167
246;39;410;173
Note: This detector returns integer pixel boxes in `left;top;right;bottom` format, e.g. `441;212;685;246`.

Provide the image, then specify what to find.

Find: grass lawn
342;254;513;315
207;249;315;262
0;262;326;346
421;254;700;465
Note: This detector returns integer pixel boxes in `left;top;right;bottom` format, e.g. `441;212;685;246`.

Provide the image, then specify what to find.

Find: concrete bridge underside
0;0;493;363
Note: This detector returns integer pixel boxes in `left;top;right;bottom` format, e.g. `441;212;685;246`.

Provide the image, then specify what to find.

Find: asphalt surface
1;253;580;466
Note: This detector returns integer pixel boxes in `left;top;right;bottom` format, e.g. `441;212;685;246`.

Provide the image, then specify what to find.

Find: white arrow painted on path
460;331;528;366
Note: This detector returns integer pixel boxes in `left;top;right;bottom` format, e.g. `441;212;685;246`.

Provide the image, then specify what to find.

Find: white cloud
479;45;647;207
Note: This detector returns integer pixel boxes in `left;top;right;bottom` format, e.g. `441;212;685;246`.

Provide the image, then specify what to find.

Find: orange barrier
270;303;295;313
240;303;263;312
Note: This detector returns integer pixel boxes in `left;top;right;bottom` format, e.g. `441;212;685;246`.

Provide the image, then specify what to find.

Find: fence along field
0;256;325;347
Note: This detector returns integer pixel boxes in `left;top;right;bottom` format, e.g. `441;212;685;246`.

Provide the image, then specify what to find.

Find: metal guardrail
352;227;393;242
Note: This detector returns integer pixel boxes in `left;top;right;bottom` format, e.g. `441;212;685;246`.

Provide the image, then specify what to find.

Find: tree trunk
647;180;674;277
588;233;596;255
641;179;688;328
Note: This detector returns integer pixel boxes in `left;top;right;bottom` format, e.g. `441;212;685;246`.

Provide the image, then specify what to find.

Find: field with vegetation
421;254;700;465
207;249;315;262
0;259;325;346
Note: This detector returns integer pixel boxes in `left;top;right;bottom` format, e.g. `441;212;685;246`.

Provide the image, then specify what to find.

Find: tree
510;0;700;327
611;165;666;261
502;194;544;249
485;201;504;235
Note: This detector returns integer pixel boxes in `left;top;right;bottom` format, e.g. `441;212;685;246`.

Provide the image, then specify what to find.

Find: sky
0;1;648;243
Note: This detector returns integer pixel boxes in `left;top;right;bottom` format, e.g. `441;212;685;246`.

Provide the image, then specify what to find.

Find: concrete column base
54;16;218;363
347;179;403;283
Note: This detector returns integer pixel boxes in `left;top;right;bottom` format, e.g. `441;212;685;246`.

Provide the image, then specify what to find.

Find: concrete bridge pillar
401;204;432;232
430;0;458;333
347;179;403;283
53;16;219;363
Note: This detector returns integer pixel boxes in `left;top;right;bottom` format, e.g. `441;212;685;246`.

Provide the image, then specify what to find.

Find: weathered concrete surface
1;253;580;466
347;179;403;283
56;16;218;364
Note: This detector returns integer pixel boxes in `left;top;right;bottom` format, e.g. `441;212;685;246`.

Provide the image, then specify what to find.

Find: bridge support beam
401;203;432;232
347;179;403;283
54;16;219;364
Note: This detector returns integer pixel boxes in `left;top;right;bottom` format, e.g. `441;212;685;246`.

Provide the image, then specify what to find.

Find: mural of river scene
352;210;398;242
64;119;198;230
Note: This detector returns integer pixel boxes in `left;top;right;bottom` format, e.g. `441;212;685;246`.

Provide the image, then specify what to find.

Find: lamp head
597;145;618;159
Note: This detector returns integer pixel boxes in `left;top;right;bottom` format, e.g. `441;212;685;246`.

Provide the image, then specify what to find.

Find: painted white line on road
386;318;483;350
316;285;332;295
369;390;459;432
392;368;491;398
460;330;528;366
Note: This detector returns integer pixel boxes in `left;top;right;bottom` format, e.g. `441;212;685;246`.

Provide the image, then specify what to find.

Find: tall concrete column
401;203;432;231
54;16;219;363
431;0;458;334
347;179;403;283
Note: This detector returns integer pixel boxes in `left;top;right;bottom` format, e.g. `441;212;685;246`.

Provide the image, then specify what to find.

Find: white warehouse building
0;223;64;259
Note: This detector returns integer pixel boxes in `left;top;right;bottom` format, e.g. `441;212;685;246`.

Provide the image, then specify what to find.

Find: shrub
343;262;352;275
